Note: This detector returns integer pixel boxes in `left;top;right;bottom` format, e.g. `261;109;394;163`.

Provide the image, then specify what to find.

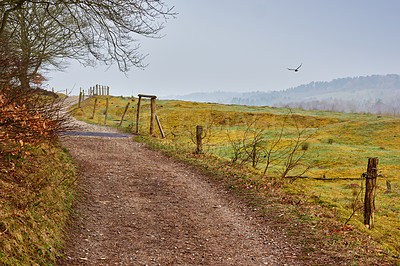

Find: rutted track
58;97;303;265
59;133;303;265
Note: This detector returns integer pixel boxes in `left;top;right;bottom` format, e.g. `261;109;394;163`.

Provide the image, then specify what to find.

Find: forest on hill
168;74;400;116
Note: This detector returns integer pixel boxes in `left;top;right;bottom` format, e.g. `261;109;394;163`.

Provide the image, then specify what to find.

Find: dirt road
58;111;306;265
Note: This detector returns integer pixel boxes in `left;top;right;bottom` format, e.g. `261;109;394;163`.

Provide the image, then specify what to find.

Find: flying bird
287;63;302;72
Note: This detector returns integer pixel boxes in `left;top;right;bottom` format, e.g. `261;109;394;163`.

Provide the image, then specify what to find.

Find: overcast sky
46;0;400;97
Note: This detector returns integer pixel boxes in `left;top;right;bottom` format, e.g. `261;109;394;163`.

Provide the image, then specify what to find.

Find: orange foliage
31;73;46;85
0;93;57;157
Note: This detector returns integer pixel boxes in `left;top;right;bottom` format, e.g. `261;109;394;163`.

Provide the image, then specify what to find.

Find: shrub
301;142;309;151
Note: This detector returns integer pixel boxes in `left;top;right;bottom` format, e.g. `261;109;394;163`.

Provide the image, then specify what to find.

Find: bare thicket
225;117;267;167
262;117;287;175
0;41;71;150
0;44;57;166
226;129;245;164
226;110;318;179
239;119;266;168
278;111;316;179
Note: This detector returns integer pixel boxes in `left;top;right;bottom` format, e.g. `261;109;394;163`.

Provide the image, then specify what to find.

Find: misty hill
163;91;243;104
165;74;400;115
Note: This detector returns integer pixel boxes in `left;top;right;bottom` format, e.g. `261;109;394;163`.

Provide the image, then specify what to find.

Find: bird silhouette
287;63;302;72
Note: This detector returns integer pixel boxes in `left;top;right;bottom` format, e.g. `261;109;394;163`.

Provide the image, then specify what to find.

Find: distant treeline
169;74;400;116
281;97;400;116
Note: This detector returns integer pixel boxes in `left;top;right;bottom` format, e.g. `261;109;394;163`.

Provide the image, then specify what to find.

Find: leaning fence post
90;98;98;119
104;98;109;125
119;102;130;126
364;157;378;229
196;125;203;154
155;115;165;138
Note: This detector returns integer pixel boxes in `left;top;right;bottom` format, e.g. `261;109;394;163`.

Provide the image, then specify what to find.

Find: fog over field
165;74;400;116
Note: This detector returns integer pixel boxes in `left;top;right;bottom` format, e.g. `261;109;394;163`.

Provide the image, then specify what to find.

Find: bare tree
226;129;245;163
6;2;83;88
1;0;175;73
263;118;287;176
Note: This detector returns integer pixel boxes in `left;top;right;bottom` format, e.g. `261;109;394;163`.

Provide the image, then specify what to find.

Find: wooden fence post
196;125;203;154
90;98;98;119
78;91;82;108
119;102;130;126
155;115;165;138
107;86;109;96
364;157;378;229
136;95;142;134
136;94;157;135
150;97;156;136
104;98;109;125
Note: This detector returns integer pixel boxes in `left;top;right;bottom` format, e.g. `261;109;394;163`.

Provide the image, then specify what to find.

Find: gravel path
58;97;303;265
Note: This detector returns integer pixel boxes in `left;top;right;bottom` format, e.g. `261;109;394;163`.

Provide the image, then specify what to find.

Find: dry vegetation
0;42;77;264
0;92;78;265
0;89;78;264
72;95;400;261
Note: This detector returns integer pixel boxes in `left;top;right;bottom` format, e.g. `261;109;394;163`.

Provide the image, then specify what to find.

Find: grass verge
0;142;77;265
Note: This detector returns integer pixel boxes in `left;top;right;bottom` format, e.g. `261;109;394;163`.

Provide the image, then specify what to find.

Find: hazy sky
47;0;400;97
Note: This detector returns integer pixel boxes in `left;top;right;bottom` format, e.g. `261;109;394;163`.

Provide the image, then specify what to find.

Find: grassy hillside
72;95;400;258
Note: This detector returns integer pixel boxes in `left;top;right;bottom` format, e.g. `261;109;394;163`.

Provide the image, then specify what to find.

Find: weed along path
58;119;308;265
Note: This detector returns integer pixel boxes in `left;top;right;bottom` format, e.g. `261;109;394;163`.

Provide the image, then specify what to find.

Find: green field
71;95;400;256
